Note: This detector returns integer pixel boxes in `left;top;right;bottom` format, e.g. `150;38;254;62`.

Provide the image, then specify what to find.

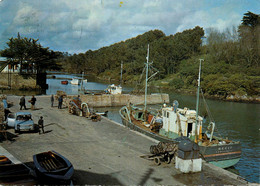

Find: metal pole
144;44;149;111
81;71;84;91
120;61;123;86
195;59;203;143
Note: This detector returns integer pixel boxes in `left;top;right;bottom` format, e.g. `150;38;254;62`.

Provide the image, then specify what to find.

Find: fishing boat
61;80;68;85
33;151;74;182
0;156;12;165
71;78;79;85
105;62;123;95
105;84;122;95
119;46;241;168
0;163;33;184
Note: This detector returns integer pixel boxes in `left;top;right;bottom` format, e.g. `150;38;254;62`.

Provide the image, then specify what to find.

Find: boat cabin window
187;122;193;136
167;112;169;118
138;112;143;119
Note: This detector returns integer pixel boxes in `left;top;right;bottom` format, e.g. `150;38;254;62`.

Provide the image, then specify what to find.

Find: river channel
2;72;259;183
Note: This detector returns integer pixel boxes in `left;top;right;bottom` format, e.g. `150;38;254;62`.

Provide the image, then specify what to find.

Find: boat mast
120;61;123;86
195;59;203;143
144;44;149;111
81;71;84;92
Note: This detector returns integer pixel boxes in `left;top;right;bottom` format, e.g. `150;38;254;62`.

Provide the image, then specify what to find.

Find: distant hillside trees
59;11;259;98
61;27;204;79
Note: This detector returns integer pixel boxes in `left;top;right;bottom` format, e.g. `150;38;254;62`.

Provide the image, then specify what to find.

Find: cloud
0;0;259;54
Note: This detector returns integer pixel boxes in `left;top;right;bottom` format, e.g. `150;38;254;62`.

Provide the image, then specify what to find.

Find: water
94;90;260;184
2;73;259;183
46;73;132;95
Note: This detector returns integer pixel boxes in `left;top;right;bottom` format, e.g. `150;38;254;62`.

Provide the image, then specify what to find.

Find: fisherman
38;116;44;134
58;95;63;109
19;95;26;110
30;95;37;110
51;94;54;107
77;95;81;102
163;100;167;108
4;108;11;121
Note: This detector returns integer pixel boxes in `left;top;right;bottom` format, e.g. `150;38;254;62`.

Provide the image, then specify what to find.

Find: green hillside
61;12;259;101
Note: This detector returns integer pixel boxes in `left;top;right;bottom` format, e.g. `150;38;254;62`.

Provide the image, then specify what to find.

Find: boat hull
199;144;241;168
120;108;241;168
61;81;68;85
33;151;74;182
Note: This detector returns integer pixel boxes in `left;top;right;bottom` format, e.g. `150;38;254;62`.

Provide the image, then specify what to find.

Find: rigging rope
201;90;222;137
201;89;214;123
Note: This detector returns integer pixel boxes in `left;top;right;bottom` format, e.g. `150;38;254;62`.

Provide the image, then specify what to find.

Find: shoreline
96;75;260;104
1;72;259;104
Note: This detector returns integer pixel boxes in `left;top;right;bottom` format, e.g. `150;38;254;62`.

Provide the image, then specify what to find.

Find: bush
169;77;184;89
202;73;258;97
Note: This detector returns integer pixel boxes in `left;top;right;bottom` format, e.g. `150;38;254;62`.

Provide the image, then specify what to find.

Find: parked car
6;112;36;133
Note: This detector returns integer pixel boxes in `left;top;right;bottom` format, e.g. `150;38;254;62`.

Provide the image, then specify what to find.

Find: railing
0;63;8;73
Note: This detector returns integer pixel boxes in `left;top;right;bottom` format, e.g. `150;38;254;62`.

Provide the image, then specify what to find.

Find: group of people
19;95;36;110
17;94;64;135
51;94;63;109
20;94;63;110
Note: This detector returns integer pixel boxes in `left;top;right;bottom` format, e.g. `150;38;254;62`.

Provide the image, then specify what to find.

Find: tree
0;33;62;73
238;11;260;67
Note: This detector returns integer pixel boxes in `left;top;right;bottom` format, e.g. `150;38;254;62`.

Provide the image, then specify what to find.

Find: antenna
195;58;204;143
144;44;149;111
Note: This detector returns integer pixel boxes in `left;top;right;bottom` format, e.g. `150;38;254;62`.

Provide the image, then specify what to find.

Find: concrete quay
0;95;248;185
64;93;169;107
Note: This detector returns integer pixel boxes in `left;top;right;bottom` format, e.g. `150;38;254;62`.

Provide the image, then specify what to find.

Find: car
6;112;36;133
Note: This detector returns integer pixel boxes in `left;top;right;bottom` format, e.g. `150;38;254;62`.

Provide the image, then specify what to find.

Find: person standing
19;95;26;110
58;96;63;109
4;108;11;121
38;116;44;134
51;94;54;107
30;95;37;110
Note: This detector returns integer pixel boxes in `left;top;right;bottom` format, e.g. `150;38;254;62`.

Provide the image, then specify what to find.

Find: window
8;113;15;118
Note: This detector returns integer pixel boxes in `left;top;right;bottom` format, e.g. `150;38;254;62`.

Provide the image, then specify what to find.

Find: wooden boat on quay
0;163;34;184
0;155;12;165
119;47;241;168
33;151;74;182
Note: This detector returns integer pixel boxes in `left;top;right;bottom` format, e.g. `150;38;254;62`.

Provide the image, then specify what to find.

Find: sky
0;0;259;54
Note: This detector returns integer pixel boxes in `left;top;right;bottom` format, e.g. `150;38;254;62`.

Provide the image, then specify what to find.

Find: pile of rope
150;142;178;155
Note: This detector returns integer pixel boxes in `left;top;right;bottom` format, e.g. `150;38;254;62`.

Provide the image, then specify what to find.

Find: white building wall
1;64;20;73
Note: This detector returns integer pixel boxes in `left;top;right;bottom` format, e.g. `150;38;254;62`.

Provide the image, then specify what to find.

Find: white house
0;57;20;73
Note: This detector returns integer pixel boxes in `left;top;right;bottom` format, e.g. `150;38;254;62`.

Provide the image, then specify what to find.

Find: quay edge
64;93;169;107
